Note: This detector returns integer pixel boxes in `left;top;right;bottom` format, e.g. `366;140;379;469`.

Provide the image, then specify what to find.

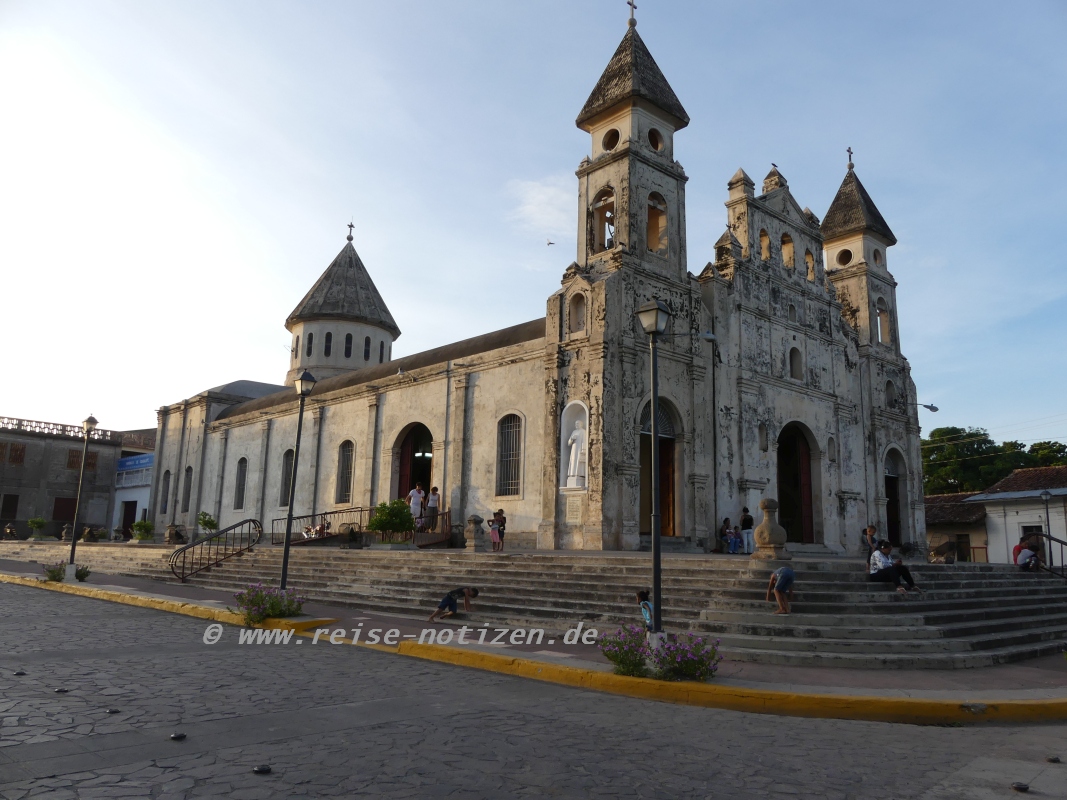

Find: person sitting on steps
868;541;922;594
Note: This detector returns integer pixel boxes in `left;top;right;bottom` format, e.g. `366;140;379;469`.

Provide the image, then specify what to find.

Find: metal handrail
271;507;368;546
1032;531;1067;580
413;509;452;548
169;518;262;582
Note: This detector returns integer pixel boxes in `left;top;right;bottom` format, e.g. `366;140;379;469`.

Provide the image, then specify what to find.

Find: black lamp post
636;300;672;634
67;415;98;578
280;370;316;590
1041;489;1053;570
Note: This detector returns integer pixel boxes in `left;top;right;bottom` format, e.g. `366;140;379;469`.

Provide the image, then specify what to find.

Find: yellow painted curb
0;573;247;625
394;642;1067;725
5;571;1066;724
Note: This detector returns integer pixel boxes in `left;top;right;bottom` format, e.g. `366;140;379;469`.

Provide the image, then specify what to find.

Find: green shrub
197;512;218;533
365;499;415;534
598;625;650;677
232;584;307;627
42;562;65;582
648;632;723;682
131;520;154;540
27;517;47;537
74;565;91;582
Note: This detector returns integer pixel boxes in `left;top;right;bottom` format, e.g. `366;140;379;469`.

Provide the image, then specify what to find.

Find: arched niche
559;402;589;489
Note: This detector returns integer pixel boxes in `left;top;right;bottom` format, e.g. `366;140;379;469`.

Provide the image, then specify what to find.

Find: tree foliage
922;427;1067;494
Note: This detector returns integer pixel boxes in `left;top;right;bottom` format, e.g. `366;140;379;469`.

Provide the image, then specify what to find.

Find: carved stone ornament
751;498;791;561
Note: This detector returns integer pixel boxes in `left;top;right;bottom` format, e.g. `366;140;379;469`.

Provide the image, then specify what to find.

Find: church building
150;20;925;554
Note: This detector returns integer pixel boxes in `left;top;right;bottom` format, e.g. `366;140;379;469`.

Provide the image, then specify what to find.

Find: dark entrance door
398;424;433;500
885;476;902;546
121;501;138;534
777;424;815;544
640;435;676;536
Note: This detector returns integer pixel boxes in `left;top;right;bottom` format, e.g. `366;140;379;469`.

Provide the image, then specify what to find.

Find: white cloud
505;174;574;239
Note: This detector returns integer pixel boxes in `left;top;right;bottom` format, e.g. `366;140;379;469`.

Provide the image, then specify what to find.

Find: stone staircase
4;542;1067;669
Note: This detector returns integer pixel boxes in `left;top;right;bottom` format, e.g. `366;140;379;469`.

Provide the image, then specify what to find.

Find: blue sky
1;0;1065;443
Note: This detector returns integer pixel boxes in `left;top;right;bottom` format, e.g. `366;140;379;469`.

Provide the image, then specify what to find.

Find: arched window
496;415;523;496
363;336;371;361
305;333;314;357
873;249;883;266
640;403;675;437
279;449;295;507
294;335;300;361
885;380;898;409
789;347;803;380
759;230;770;261
788;304;797;323
379;341;385;363
875;298;892;345
324;332;332;357
591;188;615;253
344;333;353;359
181;466;193;513
758;423;768;452
160;470;171;514
805;250;815;281
336;441;354;504
827;436;838;463
233;457;247;510
647;192;668;255
781;233;795;268
569;294;586;334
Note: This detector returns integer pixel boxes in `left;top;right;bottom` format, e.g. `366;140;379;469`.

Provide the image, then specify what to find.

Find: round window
601;129;620;151
836;249;853;267
647;128;664;151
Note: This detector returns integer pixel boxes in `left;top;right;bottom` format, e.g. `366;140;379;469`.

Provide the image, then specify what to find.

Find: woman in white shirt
868;541;922;594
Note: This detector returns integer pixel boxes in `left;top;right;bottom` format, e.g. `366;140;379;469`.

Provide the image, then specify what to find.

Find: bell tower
573;17;690;282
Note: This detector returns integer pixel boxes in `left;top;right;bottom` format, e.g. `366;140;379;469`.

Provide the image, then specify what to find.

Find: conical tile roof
285;241;401;338
820;168;897;245
576;23;689;130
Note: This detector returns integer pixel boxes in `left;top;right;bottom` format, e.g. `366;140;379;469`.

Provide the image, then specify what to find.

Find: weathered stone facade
150;21;925;555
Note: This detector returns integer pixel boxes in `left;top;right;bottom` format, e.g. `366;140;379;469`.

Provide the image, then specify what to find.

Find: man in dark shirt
428;587;479;622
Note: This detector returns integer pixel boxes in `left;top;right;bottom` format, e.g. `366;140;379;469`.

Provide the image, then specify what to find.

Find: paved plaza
1;583;1066;799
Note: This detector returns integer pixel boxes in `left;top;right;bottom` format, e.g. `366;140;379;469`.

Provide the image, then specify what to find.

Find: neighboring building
151;20;925;553
966;467;1067;564
924;493;988;562
0;417;122;537
112;453;154;535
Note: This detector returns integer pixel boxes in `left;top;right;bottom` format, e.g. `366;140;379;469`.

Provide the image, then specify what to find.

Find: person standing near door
425;486;441;531
406;482;425;527
739;507;755;555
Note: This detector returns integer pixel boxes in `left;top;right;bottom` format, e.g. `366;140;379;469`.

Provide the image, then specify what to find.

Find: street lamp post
1040;489;1053;571
280;371;317;590
636;300;672;635
66;415;98;580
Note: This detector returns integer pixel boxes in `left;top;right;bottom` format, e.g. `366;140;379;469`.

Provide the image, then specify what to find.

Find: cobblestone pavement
1;583;1065;799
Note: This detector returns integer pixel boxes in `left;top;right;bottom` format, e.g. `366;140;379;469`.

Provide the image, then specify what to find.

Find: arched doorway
884;449;908;546
397;423;433;500
639;402;677;537
777;423;815;544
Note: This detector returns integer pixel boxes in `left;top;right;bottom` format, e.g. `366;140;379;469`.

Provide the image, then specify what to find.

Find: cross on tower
347;221;354;242
847;147;854;169
627;0;637;24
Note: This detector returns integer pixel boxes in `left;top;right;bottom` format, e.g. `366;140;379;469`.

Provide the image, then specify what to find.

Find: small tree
27;517;47;538
197;512;219;535
131;519;155;540
366;499;415;535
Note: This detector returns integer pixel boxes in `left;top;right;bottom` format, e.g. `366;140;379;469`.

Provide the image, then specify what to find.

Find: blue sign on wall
118;454;154;472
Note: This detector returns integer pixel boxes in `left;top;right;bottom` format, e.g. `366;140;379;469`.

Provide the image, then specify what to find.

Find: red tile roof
982;466;1067;494
924;493;986;526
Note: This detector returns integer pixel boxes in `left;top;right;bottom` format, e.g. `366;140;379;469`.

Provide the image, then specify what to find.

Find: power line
922;433;1067;450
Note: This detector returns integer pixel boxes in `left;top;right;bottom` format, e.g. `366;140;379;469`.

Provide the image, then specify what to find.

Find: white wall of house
981;498;1067;564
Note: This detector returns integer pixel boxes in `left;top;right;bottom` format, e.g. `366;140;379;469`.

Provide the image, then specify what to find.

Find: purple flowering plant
232;583;307;627
649;632;723;682
597;625;651;677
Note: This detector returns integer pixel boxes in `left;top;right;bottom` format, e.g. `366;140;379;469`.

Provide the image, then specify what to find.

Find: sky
1;0;1065;444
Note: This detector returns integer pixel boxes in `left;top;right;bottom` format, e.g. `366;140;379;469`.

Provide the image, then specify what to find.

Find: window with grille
67;449;81;470
181;466;193;513
280;449;295;507
160;471;171;514
0;443;6;462
496;415;522;496
85;451;97;471
336;441;354;504
9;444;24;465
234;457;248;510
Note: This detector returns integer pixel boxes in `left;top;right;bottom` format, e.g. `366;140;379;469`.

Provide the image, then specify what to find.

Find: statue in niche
566;420;587;488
